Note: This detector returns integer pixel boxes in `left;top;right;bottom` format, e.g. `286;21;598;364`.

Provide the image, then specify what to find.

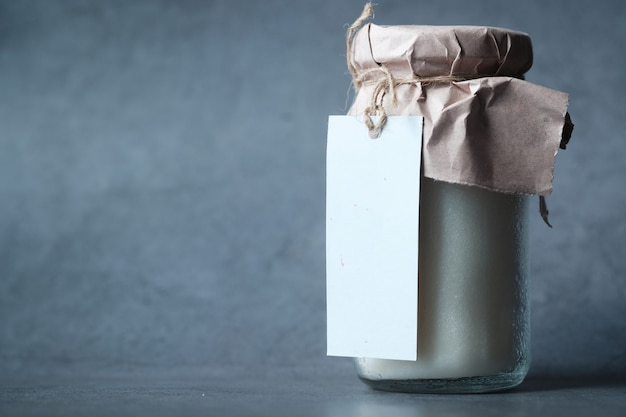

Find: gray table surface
2;366;626;417
1;0;625;415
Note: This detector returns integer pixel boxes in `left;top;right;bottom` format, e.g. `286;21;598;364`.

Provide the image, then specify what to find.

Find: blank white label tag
326;115;422;361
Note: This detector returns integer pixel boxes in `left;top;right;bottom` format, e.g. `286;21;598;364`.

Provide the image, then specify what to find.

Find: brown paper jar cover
348;23;570;196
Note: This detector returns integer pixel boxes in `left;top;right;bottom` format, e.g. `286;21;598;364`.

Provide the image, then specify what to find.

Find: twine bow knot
347;3;477;138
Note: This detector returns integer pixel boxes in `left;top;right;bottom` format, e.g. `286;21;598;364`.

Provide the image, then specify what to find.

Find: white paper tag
326;115;422;361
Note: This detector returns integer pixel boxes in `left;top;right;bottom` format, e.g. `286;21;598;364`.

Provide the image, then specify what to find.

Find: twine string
347;3;477;139
346;3;374;88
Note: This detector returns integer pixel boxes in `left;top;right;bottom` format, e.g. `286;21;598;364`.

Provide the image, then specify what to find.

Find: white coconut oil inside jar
354;177;530;392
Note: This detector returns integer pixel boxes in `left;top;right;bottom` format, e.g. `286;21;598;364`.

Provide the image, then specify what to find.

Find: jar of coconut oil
336;4;572;393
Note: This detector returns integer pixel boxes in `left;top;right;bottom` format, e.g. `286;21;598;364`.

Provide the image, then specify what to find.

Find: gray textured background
1;0;625;389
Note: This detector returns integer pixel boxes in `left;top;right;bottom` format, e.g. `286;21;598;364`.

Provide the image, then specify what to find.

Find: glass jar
342;7;571;393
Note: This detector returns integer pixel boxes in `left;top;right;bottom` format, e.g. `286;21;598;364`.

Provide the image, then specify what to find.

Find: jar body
354;177;530;393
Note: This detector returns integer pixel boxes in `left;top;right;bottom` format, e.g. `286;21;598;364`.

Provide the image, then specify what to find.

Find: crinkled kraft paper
348;24;570;196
